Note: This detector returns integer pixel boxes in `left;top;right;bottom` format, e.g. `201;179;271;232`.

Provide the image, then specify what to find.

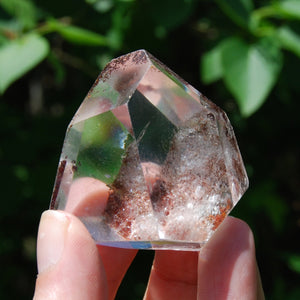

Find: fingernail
37;210;70;274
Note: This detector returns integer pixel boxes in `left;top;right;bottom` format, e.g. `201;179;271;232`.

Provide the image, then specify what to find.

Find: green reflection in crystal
89;81;119;105
75;111;133;184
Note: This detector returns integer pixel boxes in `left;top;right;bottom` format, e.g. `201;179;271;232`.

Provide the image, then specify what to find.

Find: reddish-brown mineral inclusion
50;50;248;250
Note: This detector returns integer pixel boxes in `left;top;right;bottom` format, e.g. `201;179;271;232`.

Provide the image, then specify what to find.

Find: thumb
33;210;107;300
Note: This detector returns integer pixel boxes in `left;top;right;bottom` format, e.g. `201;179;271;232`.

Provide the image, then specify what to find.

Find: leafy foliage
221;37;282;116
200;0;300;116
0;0;299;299
0;33;49;93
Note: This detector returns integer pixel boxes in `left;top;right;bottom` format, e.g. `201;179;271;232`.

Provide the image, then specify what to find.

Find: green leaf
0;34;49;94
216;0;254;28
0;0;37;29
287;254;300;273
201;42;225;84
276;0;300;20
221;37;282;116
277;26;300;57
48;20;109;46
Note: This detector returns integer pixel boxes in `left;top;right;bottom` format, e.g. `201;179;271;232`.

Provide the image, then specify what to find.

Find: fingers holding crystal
50;50;249;250
197;217;265;299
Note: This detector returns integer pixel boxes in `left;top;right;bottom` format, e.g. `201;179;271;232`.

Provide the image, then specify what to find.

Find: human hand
33;180;265;300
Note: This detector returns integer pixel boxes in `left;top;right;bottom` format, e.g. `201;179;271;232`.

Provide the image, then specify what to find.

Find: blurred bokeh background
0;0;299;299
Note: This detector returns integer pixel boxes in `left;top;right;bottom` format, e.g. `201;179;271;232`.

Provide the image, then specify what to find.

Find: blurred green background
0;0;299;299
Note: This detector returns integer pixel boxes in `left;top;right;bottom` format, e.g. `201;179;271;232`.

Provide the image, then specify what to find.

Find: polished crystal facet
50;50;248;250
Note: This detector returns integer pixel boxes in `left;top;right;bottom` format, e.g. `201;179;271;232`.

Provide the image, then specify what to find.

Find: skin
33;178;265;300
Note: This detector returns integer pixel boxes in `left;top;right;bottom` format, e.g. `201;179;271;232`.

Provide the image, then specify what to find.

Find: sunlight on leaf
278;26;300;57
221;37;282;116
201;42;225;84
276;0;300;20
0;34;49;93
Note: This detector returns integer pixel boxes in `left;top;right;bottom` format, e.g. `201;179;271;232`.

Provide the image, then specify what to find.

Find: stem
32;17;72;36
254;6;279;20
250;6;280;37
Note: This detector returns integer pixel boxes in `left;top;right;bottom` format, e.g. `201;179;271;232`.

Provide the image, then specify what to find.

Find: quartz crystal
50;50;248;250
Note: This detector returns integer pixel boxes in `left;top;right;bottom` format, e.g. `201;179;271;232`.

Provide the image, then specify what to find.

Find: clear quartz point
50;49;249;251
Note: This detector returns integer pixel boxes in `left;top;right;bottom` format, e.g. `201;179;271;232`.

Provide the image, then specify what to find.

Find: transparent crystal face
50;50;248;250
